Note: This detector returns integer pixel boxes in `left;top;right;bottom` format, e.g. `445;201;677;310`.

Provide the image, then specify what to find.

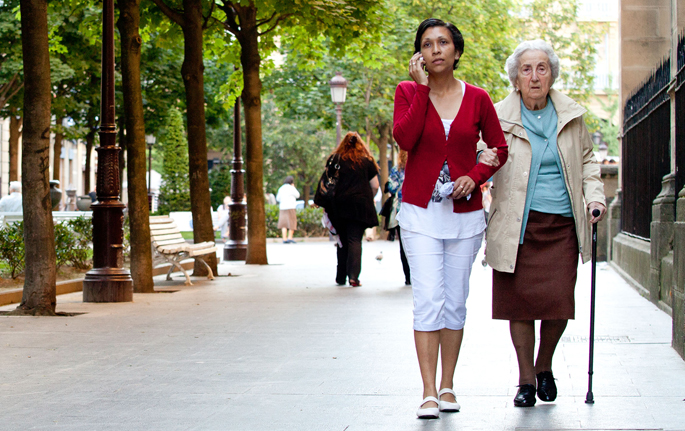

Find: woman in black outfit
318;132;379;287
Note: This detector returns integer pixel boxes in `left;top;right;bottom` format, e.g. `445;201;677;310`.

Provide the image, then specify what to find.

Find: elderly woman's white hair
9;181;21;192
505;39;560;89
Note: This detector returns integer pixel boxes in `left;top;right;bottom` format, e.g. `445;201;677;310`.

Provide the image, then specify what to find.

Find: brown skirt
492;211;579;320
277;209;298;230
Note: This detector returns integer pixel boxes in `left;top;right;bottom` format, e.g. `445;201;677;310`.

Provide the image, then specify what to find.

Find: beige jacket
485;89;605;273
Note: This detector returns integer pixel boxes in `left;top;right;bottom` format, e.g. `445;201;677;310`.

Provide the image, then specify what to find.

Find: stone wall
612;232;652;297
597;164;619;261
620;0;672;107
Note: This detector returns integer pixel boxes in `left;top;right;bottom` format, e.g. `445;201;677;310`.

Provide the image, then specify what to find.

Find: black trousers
335;219;366;284
396;228;411;284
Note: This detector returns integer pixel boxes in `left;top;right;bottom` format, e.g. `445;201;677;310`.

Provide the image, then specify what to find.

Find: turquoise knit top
519;98;573;243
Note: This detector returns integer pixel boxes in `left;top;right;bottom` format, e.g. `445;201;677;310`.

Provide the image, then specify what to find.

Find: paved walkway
1;239;684;430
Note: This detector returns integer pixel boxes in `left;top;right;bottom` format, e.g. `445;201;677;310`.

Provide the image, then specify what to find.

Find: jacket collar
496;88;587;132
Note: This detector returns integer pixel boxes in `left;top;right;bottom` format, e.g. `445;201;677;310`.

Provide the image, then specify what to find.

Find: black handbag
379;193;394;219
314;155;341;209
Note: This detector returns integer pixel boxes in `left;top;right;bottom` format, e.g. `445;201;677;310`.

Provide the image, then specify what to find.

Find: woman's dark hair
413;18;464;70
284;175;294;185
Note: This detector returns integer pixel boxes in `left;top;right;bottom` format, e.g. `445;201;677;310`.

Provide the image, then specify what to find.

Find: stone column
649;173;676;306
673;187;685;358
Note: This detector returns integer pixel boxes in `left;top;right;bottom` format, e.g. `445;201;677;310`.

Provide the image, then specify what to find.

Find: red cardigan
393;81;508;212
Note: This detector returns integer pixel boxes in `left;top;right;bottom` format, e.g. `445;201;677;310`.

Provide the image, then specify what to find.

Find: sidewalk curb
0;261;195;307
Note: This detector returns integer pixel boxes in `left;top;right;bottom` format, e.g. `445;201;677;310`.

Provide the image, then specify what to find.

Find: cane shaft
586;210;599;404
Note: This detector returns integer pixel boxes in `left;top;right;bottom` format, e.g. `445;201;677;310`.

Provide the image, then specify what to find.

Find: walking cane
585;208;601;404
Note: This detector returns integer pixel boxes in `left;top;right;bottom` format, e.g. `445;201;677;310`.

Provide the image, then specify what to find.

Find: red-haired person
317;132;379;287
393;18;508;419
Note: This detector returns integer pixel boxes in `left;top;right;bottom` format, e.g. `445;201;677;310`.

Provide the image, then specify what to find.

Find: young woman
393;18;508;419
316;132;379;287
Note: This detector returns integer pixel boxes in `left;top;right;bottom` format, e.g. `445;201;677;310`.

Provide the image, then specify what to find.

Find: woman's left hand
450;176;476;200
588;202;606;223
478;148;500;167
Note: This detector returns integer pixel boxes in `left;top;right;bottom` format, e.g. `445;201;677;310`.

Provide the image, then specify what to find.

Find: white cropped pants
401;229;483;331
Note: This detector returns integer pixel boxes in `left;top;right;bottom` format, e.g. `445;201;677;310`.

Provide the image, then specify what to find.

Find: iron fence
622;58;672;239
677;34;685;197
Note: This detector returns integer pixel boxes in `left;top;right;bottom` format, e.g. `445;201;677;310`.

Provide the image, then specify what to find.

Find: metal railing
622;56;673;239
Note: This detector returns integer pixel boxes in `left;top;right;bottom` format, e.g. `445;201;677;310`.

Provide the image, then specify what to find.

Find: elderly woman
394;18;508;419
485;40;606;407
276;176;300;244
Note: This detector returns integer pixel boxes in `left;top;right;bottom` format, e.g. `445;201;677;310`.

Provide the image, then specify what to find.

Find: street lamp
82;0;133;302
329;72;348;145
145;134;155;194
224;98;247;261
592;131;607;162
598;141;608;162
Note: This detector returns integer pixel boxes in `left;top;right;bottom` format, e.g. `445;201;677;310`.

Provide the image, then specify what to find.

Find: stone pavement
1;239;684;431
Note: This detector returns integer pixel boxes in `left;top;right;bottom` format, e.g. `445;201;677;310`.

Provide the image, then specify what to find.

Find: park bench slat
155;238;187;246
150;228;180;236
152;233;185;242
150;224;178;233
150;215;173;222
149;216;215;286
189;246;217;257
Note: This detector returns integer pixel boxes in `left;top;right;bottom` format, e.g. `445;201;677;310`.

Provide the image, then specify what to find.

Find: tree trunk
302;184;310;209
52;115;64;182
237;5;267;264
118;0;154;293
181;0;217;274
14;0;56;316
377;122;390;204
8;109;21;182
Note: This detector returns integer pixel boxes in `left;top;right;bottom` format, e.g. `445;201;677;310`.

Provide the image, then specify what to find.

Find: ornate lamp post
224;98;247;261
146;134;155;211
82;0;133;302
592;131;608;162
598;141;608;162
146;135;155;194
329;72;348;145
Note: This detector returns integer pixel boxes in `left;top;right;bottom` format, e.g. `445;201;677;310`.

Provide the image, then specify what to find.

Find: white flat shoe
416;396;439;419
438;388;461;412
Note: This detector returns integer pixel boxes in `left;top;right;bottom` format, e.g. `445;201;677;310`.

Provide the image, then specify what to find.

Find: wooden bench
149;216;217;286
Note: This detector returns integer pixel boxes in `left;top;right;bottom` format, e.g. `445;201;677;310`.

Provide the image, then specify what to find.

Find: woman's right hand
479;148;500;167
408;52;428;86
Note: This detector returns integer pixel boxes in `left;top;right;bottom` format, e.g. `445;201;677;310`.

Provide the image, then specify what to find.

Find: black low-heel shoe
536;371;557;402
513;384;537;407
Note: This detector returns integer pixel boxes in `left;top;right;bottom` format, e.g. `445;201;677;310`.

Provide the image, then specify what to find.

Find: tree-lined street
1;241;683;430
1;0;606;312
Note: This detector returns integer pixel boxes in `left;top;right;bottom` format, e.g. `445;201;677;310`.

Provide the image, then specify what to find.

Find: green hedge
0;221;25;278
0;216;93;279
265;204;327;238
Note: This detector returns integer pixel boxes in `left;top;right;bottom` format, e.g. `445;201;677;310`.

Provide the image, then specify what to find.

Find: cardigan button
510;265;514;269
516;217;521;222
